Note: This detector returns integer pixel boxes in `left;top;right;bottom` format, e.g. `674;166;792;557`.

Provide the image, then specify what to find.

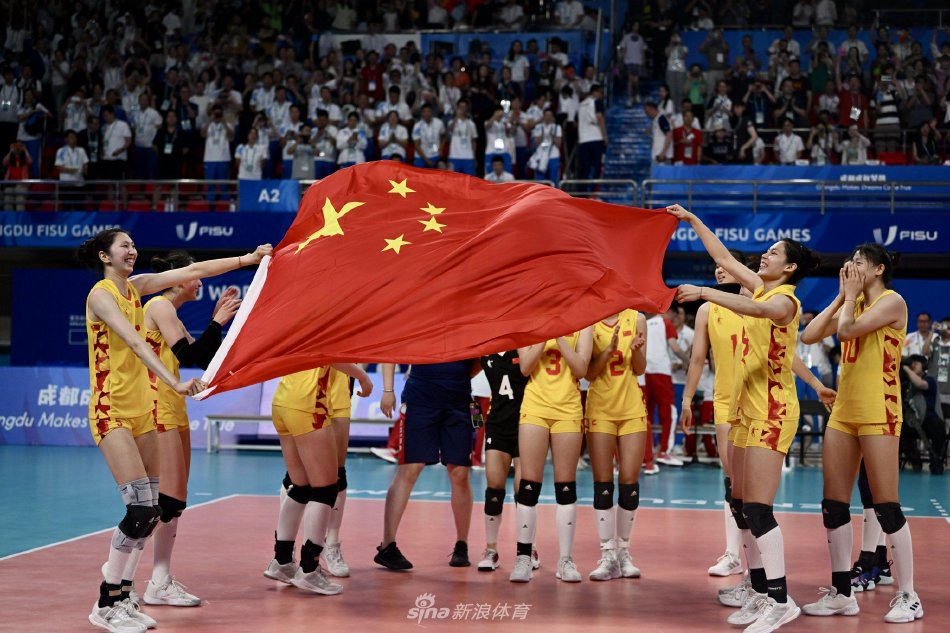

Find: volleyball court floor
1;446;947;632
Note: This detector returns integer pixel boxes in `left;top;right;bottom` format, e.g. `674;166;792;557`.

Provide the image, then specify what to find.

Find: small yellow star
419;217;446;233
420;202;445;216
382;234;412;254
388;178;416;198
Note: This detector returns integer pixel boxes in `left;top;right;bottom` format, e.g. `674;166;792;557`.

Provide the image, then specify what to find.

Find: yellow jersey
86;279;152;421
273;367;332;417
708;303;745;422
829;290;905;428
738;284;801;422
520;333;583;420
585;310;646;420
143;296;186;418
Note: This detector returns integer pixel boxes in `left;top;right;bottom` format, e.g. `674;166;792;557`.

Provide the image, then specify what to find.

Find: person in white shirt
438;72;461;119
815;0;837;26
412;103;445;168
267;86;292;130
497;0;526;30
792;0;814;26
61;92;90;135
278;105;304;177
201;105;234;200
837;25;869;65
528;108;562;186
250;73;276;114
378;111;409;161
100;105;132;180
769;26;802;61
55;130;89;209
837;124;870;165
311;110;338;179
620;22;647;106
309;86;342;127
547;39;570;81
483;107;513;175
903;312;939;359
447;98;477;176
643;312;691;471
235;127;267;181
375;86;413;129
336;112;367;167
484;155;515;182
556;0;585;28
577;84;607;178
775;119;804;164
287;124;316;180
644;101;673;164
131;93;162;179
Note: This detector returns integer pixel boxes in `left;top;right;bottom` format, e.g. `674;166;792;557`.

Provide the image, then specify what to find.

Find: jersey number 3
545;349;562;376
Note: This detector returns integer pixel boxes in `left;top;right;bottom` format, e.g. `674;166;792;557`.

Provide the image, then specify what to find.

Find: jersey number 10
842;338;861;364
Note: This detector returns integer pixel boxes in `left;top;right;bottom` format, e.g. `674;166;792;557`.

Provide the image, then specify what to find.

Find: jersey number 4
499;374;514;399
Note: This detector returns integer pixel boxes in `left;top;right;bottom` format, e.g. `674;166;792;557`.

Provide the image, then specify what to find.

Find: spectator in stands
929;318;950;420
774;78;808;128
873;69;904;153
62;91;90;136
506;98;531;177
743;76;775;130
201;105;233;200
278;105;304;177
673;110;703;164
775;119;805;164
836;47;865;90
528;107;562;185
705;80;733;133
816;79;840;124
100;105;132;181
378;110;409;162
807;117;837;164
485;155;515;183
412;103;445;169
0;67;21;153
132;93;162;180
903;77;937;132
447;98;476;175
55;130;89;210
666;33;689;111
904;312;939;359
703;122;732;164
78;116;102;181
620;21;647;107
838;74;869;130
902;355;947;475
912;122;943;165
497;0;526;31
731;101;762;164
815;0;838;26
154;111;186;180
577;84;608;177
15;88;50;178
336;112;368;168
645;100;673;165
2;141;30;210
792;0;815;27
838;25;869;66
312;110;339;179
235;127;268;182
700;28;730;98
770;25;802;62
685;64;708;125
555;0;585;29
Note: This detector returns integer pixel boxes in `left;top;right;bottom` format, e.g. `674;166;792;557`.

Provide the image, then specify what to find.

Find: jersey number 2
609;351;625;376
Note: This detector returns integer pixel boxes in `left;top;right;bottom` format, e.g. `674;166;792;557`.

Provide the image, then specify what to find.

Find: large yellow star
420;202;445;216
295;198;366;253
388;179;415;198
382;234;412;254
419;217;446;233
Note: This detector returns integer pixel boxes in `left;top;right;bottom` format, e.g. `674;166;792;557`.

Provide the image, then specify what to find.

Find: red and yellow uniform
86;279;154;445
738;284;801;454
708;303;745;434
585;310;647;436
143;296;189;433
520;333;583;434
828;290;905;437
272;367;333;436
327;368;352;419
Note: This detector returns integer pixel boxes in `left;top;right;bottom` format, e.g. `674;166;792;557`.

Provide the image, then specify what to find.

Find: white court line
0;494;239;562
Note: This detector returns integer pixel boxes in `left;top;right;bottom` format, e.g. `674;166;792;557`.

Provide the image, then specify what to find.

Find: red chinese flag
200;162;676;397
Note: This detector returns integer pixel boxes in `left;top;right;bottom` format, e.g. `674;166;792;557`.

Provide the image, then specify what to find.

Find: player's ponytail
150;250;195;273
77;228;129;276
781;239;821;285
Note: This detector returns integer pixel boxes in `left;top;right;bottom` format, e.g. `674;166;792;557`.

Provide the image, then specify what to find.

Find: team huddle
78;202;922;633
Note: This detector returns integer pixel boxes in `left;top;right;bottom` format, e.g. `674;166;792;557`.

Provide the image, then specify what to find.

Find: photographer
928;317;950;420
807;112;838;165
902;355;947;474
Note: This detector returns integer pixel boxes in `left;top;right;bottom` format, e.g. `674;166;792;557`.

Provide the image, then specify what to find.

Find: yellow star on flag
419;217;446;233
388;179;415;198
420;202;445;216
382;234;412;254
296;198;366;253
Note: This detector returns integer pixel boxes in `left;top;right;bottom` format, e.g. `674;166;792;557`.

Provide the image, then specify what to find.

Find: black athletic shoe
449;541;471;567
374;542;413;570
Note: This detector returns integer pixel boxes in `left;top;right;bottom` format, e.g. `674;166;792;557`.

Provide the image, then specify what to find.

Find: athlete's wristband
383;389;394;393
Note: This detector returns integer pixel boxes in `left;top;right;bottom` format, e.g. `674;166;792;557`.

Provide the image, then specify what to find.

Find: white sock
325;489;347;546
485;511;502;547
303;501;332;548
887;524;915;594
725;503;741;558
103;533;133;584
742;529;763;575
755;527;786;582
862;508;883;554
877;527;887;548
827;523;852;574
122;546;145;582
151;517;177;583
616;507;636;544
555;503;577;560
516;503;536;548
595;508;615;542
276;495;307;541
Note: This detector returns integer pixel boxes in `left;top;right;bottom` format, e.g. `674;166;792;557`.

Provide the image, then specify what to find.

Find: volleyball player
79;228;269;632
679;255;747;578
510;329;593;583
264;365;372;595
585;310;648;581
141;252;242;607
476;350;533;572
667;204;833;633
322;368;355;577
850;461;892;592
800;245;922;623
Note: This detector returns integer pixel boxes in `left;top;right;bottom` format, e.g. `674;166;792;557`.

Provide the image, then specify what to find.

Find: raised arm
130;244;272;296
631;312;648;376
585;324;619;382
329;363;373;397
679;304;710;434
558;327;593;379
666;204;761;292
676;286;798;326
517;342;546;376
802;266;845;344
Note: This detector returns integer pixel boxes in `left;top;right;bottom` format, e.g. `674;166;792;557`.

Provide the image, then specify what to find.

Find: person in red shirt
673;110;703;164
837;74;869;130
3;141;32;211
360;51;385;104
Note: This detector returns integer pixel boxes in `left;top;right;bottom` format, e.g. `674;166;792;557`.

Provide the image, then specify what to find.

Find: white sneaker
884;591;924;623
263;558;298;584
727;592;768;625
509;554;533;582
589;547;621;581
616;548;641;578
719;578;752;607
556;556;582;582
531;548;541;570
290;566;343;595
369;447;397;463
322;543;350;578
89;601;147;633
744;597;801;633
656;452;684;466
143;576;201;606
477;548;499;571
119;599;156;629
708;551;743;577
643;463;660;475
802;587;859;617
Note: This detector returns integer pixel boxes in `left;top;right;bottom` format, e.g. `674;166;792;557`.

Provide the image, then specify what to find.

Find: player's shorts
91;411;156;446
399;402;472;467
587;417;647;436
272;404;332;437
714;402;737;426
327;371;352;419
827;419;902;438
485;413;519;458
156;402;190;433
742;415;799;454
520;414;582;434
729;415;749;445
